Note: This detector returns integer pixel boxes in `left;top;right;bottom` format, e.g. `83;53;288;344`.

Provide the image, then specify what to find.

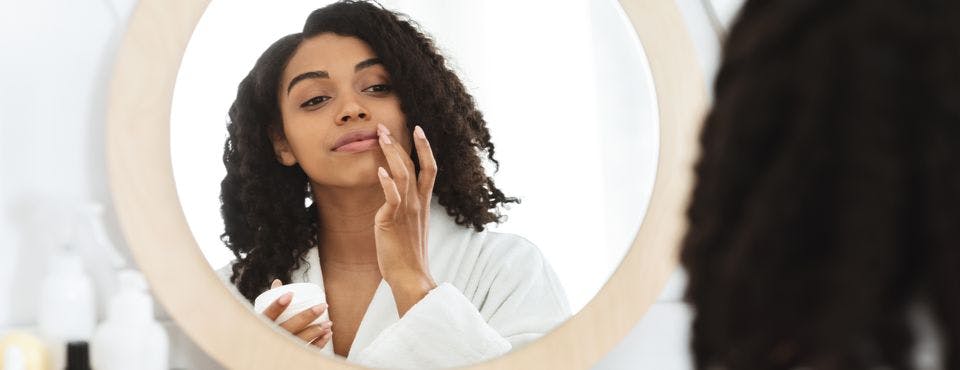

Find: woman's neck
311;182;383;269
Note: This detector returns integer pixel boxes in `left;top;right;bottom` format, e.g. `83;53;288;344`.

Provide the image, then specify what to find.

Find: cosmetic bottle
37;246;96;370
64;342;91;370
254;282;333;355
0;331;48;370
90;270;168;370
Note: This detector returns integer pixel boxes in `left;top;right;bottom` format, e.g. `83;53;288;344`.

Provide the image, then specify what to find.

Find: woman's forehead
283;33;380;78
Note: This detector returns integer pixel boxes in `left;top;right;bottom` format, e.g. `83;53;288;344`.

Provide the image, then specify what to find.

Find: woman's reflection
215;1;571;367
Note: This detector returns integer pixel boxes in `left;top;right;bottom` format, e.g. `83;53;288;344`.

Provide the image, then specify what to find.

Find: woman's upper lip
332;129;379;151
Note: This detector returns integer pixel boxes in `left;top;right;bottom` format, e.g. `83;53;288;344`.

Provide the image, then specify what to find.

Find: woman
215;1;571;368
681;0;959;368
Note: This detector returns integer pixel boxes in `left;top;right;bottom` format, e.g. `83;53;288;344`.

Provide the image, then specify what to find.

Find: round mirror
170;1;656;366
106;0;706;368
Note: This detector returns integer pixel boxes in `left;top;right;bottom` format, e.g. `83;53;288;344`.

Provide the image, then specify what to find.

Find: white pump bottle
90;269;169;370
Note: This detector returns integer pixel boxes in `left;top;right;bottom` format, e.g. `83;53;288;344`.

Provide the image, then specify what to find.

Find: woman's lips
332;129;380;153
333;138;379;153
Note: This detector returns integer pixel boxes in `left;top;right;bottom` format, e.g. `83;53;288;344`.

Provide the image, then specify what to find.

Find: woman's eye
364;84;392;93
300;96;329;108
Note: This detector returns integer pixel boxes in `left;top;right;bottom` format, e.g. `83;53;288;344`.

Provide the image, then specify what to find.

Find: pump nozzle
76;202;126;269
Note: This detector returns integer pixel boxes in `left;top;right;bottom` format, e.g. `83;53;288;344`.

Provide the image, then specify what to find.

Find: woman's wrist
387;272;438;317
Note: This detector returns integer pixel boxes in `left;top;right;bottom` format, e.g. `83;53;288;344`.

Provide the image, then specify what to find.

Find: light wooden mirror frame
106;0;707;368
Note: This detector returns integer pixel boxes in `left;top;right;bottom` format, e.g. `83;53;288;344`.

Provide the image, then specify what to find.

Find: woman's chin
307;155;389;188
336;165;387;188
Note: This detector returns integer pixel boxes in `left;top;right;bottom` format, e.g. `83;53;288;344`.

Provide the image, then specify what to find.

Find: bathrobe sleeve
352;234;571;369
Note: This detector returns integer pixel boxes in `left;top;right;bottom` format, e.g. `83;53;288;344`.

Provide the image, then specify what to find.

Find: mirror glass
170;0;657;366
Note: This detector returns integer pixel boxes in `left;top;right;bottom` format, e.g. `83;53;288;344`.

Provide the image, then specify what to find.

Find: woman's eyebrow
286;58;384;96
354;57;382;72
287;71;328;95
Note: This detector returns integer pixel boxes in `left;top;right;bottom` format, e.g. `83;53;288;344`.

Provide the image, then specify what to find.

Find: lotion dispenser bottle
36;244;96;370
90;269;169;370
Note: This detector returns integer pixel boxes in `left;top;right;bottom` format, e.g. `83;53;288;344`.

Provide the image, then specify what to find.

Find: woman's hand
260;279;333;348
375;123;439;316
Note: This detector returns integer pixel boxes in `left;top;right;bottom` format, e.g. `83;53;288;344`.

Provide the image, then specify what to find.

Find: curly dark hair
681;0;960;369
220;0;518;303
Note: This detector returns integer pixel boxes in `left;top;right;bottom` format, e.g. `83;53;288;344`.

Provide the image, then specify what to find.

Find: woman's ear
269;125;298;166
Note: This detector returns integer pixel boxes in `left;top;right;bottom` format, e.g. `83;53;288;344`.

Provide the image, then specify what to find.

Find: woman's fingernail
378;166;388;178
414;125;425;139
321;321;333;328
278;292;293;305
311;304;325;315
378;123;392;143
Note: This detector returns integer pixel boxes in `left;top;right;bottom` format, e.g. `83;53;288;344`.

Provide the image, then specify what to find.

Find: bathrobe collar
287;198;456;359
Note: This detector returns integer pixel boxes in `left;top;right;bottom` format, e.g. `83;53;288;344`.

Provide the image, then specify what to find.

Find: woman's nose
337;99;369;125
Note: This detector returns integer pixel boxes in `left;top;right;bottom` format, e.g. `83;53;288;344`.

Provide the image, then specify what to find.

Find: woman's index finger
261;292;292;321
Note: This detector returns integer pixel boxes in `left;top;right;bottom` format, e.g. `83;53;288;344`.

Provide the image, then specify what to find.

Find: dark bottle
65;341;92;370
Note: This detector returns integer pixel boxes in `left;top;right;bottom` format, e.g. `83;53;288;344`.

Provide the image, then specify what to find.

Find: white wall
0;0;737;368
0;0;139;326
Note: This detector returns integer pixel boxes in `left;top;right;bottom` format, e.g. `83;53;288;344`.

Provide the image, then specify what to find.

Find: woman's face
273;33;412;189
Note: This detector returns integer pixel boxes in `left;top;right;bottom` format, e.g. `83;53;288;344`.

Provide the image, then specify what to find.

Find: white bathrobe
216;199;572;369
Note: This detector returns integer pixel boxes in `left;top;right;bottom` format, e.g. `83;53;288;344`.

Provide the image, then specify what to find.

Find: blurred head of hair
682;0;960;368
